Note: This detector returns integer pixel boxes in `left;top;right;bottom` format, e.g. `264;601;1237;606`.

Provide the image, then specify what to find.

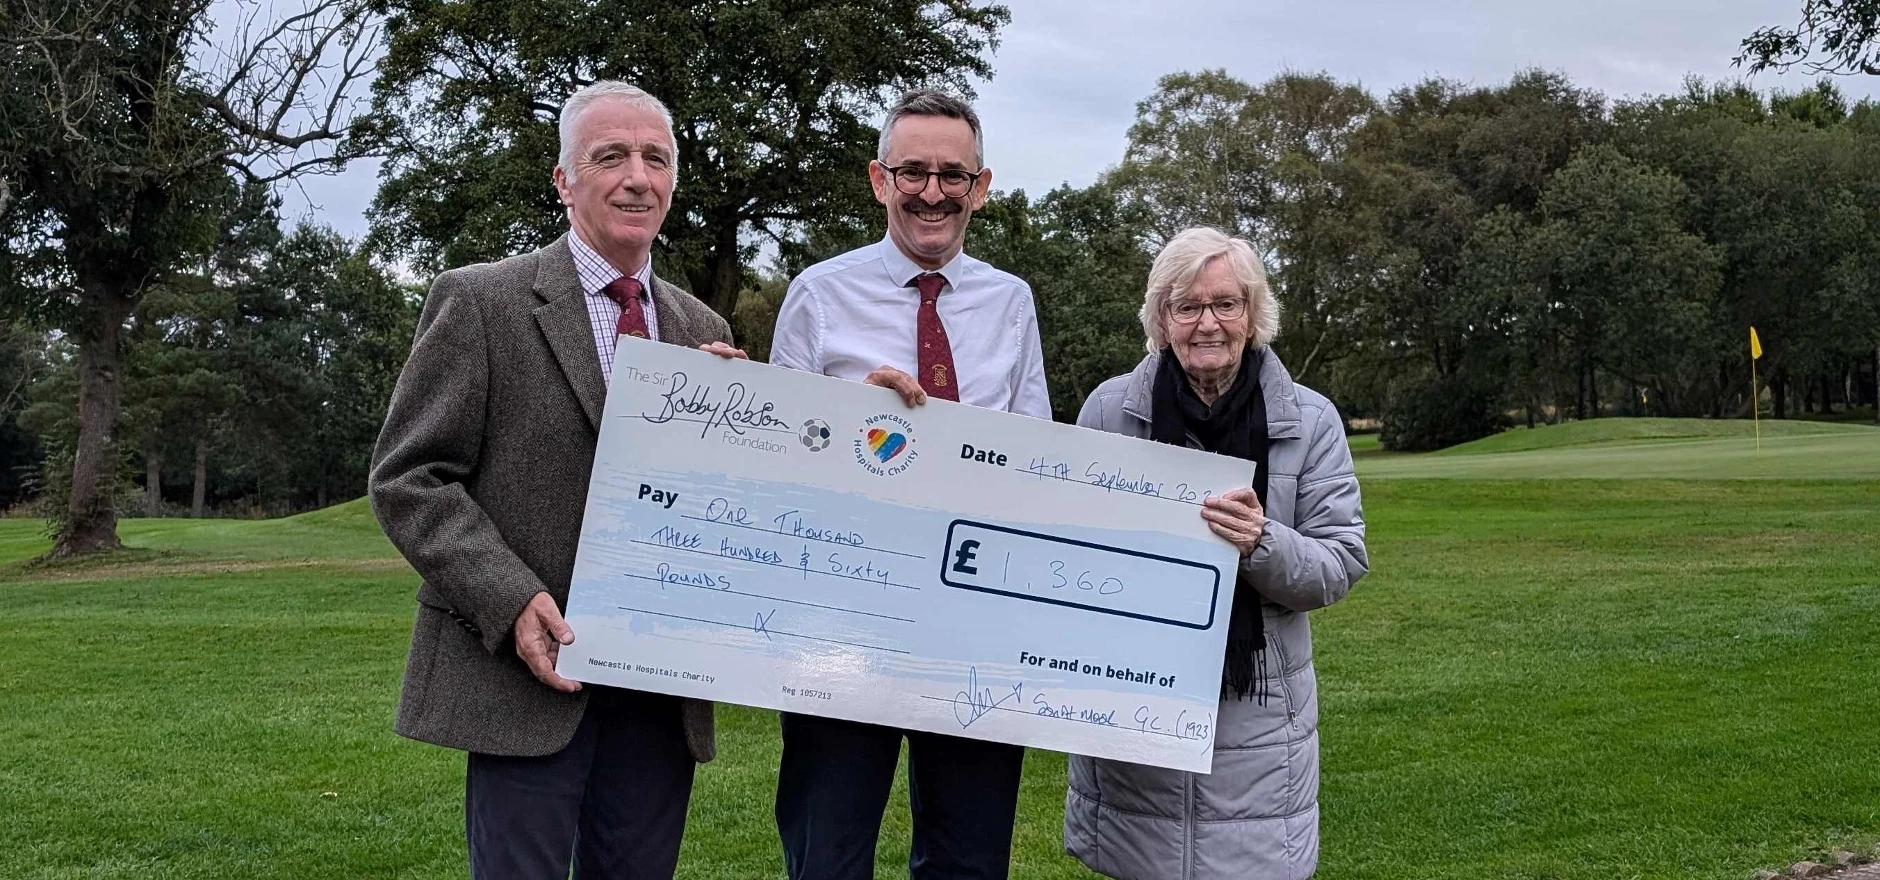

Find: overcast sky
280;0;1879;243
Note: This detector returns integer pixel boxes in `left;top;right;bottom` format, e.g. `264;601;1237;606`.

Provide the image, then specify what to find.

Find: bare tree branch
196;0;383;178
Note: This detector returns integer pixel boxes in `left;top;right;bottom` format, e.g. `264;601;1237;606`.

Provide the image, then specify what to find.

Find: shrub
1380;376;1505;452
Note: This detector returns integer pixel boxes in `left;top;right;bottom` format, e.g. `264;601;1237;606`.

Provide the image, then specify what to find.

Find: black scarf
1149;346;1271;702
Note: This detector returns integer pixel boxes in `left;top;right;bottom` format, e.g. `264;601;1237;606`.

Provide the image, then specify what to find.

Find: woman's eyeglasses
1166;298;1247;324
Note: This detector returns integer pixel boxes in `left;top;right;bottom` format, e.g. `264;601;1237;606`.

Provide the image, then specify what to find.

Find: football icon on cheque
801;418;833;451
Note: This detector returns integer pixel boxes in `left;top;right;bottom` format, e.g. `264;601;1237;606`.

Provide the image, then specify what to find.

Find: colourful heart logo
866;428;908;463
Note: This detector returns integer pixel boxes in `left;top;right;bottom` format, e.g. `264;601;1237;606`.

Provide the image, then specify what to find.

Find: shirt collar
877;235;965;294
569;227;653;299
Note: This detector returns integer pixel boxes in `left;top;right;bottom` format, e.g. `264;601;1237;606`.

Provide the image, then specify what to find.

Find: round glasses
1166;298;1247;324
882;164;984;199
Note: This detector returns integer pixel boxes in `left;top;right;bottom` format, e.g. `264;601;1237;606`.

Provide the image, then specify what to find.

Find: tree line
3;187;413;521
1004;69;1880;451
743;69;1880;451
4;0;1877;554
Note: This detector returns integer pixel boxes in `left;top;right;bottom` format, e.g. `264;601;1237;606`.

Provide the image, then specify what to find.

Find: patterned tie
914;273;960;402
601;276;650;339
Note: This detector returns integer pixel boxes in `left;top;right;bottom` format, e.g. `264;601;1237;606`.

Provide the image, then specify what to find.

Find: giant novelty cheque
558;338;1254;772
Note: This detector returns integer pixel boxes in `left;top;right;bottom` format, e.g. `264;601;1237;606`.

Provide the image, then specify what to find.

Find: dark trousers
775;712;1025;880
465;687;695;880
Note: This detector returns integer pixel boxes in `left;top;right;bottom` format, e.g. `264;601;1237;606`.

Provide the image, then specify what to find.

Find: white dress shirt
771;236;1051;418
568;229;657;387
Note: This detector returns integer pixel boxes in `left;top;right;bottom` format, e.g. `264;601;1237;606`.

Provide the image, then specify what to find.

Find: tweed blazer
370;235;733;761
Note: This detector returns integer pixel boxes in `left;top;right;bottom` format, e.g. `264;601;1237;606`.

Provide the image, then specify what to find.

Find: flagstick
1751;358;1760;451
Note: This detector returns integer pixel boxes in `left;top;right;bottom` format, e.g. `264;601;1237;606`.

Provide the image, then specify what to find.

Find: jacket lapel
647;273;696;348
532;235;607;430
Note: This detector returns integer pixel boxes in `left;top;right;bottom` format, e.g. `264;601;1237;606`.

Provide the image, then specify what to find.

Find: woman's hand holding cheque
1201;486;1266;556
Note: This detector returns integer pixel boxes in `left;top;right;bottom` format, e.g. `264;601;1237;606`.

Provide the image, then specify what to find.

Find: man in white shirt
768;90;1049;880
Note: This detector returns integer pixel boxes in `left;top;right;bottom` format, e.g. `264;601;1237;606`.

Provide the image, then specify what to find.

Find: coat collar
645;276;692;346
532;234;607;430
1120;346;1305;440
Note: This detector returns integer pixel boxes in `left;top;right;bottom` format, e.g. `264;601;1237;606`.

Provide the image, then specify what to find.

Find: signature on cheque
947;666;1213;744
644;371;791;438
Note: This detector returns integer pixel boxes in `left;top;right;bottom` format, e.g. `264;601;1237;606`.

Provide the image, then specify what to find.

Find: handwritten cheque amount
559;339;1254;772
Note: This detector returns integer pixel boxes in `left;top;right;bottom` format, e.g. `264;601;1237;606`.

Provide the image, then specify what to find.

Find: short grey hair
877;90;984;168
1140;227;1281;354
558;81;678;181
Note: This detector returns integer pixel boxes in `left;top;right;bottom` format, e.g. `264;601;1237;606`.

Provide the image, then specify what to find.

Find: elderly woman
1065;227;1369;880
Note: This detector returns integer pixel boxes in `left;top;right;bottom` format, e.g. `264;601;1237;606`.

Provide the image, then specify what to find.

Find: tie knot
602;276;643;308
914;273;946;302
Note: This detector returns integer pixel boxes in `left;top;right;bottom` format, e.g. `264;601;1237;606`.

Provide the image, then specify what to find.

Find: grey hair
558;81;678;181
1140;227;1281;354
877;90;984;168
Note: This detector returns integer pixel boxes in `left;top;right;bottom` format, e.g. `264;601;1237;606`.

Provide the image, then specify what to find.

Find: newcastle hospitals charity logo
853;413;919;476
866;427;907;462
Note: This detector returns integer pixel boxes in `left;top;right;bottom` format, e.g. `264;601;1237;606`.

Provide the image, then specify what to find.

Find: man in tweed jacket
369;81;737;880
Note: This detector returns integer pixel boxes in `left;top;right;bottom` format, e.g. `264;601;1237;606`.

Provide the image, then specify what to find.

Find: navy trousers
775;712;1025;880
465;687;695;880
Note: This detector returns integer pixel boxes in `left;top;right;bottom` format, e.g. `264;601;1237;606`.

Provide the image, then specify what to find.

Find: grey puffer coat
1065;348;1368;880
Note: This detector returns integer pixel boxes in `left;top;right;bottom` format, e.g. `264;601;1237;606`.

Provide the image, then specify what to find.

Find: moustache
899;197;963;216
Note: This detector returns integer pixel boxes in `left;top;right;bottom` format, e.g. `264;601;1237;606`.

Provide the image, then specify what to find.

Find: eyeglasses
881;164;984;199
1165;298;1247;324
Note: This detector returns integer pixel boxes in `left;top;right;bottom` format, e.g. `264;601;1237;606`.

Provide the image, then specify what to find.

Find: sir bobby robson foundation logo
853;413;918;477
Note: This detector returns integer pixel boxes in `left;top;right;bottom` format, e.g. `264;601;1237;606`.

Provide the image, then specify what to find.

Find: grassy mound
1357;418;1880;480
1438;417;1871;456
283;496;380;531
0;497;396;569
1436;417;1864;456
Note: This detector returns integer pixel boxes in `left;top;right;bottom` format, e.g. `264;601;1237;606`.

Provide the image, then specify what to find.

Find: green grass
3;436;1878;879
0;498;393;568
1358;418;1880;479
1438;417;1868;455
1346;431;1383;458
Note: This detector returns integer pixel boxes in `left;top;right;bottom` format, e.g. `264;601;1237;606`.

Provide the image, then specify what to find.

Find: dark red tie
601;276;650;339
914;273;960;402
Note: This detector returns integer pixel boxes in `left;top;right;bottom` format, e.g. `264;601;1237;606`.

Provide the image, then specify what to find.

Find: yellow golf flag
1749;326;1762;450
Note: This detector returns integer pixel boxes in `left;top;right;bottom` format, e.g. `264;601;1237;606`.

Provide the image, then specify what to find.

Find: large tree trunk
1771;367;1788;419
191;438;207;518
144;451;162;518
688;215;745;319
1873;345;1879;425
1575;366;1587;421
1587;363;1600;418
51;288;131;557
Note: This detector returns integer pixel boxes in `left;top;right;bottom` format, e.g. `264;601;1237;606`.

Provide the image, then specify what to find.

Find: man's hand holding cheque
515;591;581;693
864;365;929;407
